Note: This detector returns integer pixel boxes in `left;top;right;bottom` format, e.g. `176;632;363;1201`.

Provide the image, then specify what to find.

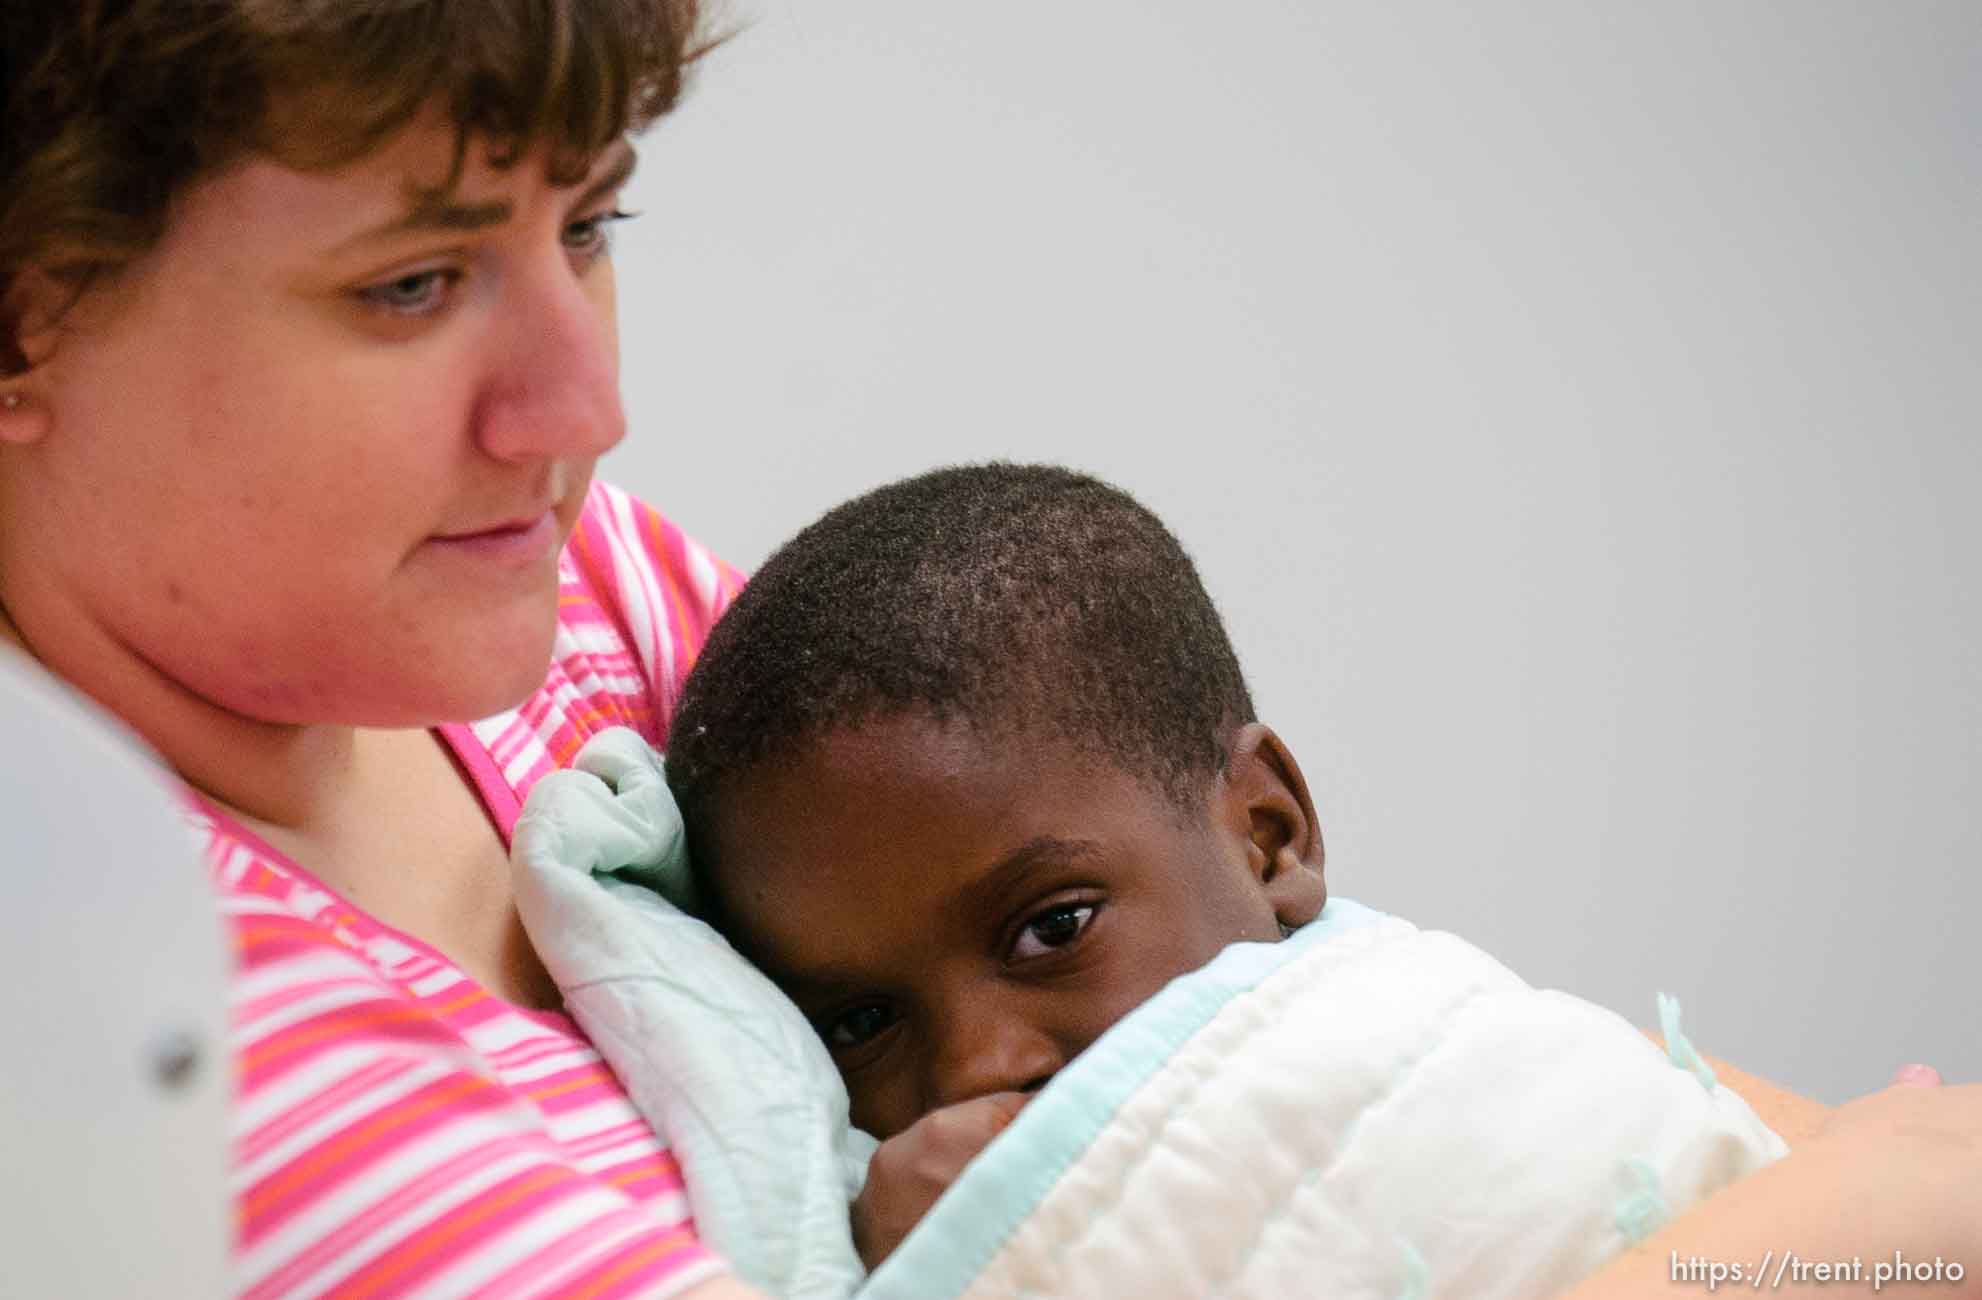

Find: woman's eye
564;208;638;262
356;268;458;316
820;1002;898;1051
1010;903;1098;961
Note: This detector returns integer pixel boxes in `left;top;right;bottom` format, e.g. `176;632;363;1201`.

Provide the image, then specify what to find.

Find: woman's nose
925;1005;1064;1113
472;258;626;464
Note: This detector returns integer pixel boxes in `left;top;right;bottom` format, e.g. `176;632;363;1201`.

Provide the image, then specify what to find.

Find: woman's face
0;119;633;725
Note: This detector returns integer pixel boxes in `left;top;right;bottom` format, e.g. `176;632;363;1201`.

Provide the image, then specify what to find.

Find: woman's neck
0;597;359;830
13;626;354;828
1;595;557;1006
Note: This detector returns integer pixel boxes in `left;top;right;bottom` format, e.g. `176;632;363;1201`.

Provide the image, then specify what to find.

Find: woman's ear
1221;721;1326;929
0;386;51;445
0;271;65;446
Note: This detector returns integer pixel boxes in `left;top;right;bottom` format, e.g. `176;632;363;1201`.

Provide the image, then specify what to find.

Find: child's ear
1221;722;1326;929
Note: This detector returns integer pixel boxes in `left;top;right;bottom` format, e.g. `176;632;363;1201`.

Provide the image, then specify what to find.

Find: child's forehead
741;719;1181;857
785;708;1152;797
711;714;1217;924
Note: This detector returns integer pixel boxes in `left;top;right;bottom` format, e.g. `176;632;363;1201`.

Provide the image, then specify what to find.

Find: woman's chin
432;627;561;722
198;590;565;728
348;608;561;727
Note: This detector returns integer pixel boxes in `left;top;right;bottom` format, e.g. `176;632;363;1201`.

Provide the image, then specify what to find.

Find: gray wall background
606;0;1979;1102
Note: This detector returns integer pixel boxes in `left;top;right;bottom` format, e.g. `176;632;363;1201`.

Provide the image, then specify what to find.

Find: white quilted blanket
859;900;1787;1300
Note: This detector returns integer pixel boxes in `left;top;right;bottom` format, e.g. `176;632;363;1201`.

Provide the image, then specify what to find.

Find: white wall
607;0;1980;1102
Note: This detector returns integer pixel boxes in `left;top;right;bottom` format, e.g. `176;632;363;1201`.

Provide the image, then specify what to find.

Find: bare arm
1562;1082;1982;1298
1639;1031;1833;1145
1699;1050;1833;1145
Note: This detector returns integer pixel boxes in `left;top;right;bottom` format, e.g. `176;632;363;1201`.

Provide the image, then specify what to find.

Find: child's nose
925;1008;1061;1112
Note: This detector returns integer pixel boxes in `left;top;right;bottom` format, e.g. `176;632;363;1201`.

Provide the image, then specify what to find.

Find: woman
3;2;758;1296
0;3;1971;1298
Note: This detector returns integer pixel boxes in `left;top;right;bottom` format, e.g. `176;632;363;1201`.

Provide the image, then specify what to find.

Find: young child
655;463;1788;1288
666;462;1325;1142
517;462;1974;1299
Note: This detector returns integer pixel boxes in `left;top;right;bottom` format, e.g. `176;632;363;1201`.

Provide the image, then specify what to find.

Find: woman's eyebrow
335;193;514;252
578;143;639;209
331;142;639;252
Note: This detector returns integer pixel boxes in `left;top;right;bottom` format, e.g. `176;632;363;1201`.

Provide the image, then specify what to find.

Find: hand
851;1092;1030;1270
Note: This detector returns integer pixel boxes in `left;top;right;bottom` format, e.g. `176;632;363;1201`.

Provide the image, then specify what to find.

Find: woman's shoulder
560;480;745;657
555;481;742;725
448;482;747;816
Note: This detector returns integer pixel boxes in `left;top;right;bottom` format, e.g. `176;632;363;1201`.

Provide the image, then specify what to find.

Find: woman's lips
424;510;559;564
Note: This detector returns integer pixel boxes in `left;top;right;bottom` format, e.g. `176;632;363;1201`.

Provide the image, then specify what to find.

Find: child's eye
820;1001;899;1051
356;267;461;316
564;208;638;262
1010;903;1098;961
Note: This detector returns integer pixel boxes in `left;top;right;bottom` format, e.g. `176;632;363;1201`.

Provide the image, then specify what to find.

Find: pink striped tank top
198;482;746;1298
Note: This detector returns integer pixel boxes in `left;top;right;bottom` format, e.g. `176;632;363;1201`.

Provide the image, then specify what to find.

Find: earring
0;388;48;444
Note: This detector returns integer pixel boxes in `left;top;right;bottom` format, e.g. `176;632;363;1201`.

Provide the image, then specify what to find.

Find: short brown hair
0;0;706;374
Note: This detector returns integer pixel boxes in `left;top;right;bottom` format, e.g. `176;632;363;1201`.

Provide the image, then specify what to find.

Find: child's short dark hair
665;463;1256;855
